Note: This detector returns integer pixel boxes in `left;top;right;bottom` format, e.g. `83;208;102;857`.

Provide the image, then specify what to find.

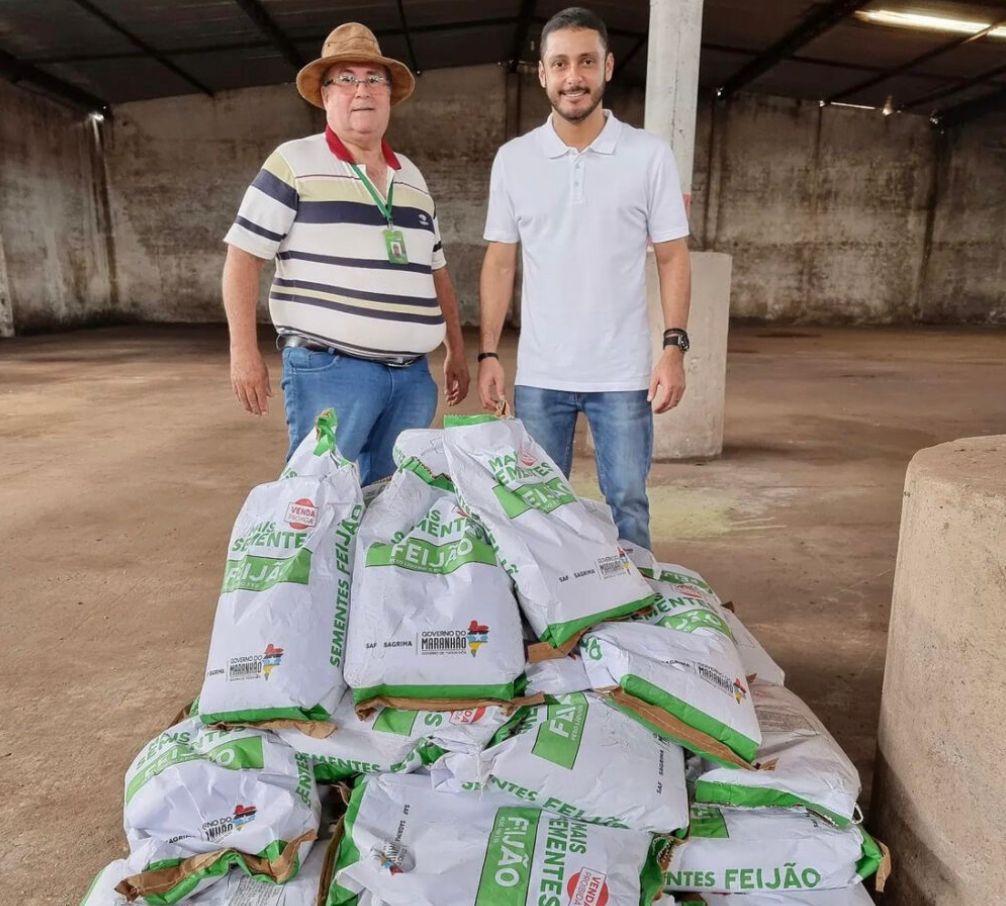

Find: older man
223;23;468;483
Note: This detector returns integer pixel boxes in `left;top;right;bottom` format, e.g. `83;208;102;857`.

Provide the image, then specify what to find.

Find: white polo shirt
484;111;689;392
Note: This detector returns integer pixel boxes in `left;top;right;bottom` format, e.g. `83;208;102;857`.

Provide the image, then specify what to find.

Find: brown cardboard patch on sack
167;699;197;729
204;719;337;738
526;601;656;663
316;819;345;906
607;688;756;770
115;830;317;902
354;692;544;719
874;838;893;892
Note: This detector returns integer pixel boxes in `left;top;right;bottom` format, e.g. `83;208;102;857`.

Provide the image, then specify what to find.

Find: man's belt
276;333;421;367
277;334;336;354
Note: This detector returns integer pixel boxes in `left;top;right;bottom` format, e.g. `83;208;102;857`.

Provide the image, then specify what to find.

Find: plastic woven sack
119;717;320;904
344;429;525;711
431;691;689;833
326;772;669;906
199;412;363;727
694;683;860;827
442;415;658;651
663;805;886;895
580;621;761;767
277;690;511;783
676;885;875;905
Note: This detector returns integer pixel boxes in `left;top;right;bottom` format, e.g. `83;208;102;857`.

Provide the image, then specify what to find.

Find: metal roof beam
902;59;1006;111
68;0;213;96
231;0;304;71
613;35;646;80
0;46;111;113
936;84;1006;128
509;0;536;71
828;16;1006;104
718;0;870;98
395;0;419;73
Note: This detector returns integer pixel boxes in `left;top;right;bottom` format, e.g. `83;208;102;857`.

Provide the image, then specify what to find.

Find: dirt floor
1;323;1004;905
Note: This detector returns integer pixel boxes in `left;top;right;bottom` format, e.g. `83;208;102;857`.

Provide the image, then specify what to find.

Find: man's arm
648;237;691;415
432;266;470;406
222;244;271;416
478;241;518;411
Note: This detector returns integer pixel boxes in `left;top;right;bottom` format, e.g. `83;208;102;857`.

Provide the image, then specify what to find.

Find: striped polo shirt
224;128;446;363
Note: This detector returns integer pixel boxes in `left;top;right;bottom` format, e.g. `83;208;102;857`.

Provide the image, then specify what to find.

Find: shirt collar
539;110;621;158
325;126;401;170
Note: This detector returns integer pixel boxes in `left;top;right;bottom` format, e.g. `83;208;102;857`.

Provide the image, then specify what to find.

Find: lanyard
349;161;394;227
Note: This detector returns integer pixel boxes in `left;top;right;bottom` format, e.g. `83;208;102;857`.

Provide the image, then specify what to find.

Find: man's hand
478;356;506;412
648;348;686;414
444;350;470;407
230;347;272;416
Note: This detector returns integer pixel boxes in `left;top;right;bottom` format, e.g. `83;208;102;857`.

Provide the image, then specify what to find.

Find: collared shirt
484;111;689;392
224;128;446;363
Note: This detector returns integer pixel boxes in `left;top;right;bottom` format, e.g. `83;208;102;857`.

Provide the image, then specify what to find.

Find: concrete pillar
643;0;730;459
0;228;12;337
871;436;1006;904
644;0;703;208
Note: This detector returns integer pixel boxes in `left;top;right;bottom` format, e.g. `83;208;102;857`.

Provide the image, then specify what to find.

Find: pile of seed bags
82;411;889;906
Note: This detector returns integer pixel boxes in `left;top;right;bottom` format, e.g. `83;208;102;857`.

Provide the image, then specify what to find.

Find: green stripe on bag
221;548;313;593
692;780;851;828
531;693;588;769
474;807;541;906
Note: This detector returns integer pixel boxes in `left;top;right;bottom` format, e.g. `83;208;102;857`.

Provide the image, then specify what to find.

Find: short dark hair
539;7;610;59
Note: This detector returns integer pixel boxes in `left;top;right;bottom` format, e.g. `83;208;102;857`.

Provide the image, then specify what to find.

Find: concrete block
870;435;1006;904
649;250;731;459
579;250;730;461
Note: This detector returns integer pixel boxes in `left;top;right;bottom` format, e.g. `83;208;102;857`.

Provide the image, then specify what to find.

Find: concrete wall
0;80;115;333
2;65;1005;331
920;113;1006;323
104;84;322;323
692;94;938;322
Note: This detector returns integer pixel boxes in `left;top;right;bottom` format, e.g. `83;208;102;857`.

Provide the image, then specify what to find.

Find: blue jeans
514;386;653;550
281;347;438;485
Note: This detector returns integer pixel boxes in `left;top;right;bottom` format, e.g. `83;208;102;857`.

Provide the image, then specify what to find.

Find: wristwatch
663;328;690;352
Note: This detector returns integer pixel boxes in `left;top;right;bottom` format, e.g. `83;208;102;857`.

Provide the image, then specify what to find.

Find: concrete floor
1;323;1004;905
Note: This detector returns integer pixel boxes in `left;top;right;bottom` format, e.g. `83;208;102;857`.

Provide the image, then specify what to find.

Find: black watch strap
663;328;690;352
477;352;499;362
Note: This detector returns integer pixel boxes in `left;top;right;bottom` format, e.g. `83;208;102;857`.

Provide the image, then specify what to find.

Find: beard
549;81;606;124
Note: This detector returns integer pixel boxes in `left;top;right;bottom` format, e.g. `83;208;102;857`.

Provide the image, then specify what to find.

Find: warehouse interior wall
0;80;116;333
0;63;1003;333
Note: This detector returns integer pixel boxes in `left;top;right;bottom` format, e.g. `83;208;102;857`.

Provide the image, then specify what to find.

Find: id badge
383;228;409;265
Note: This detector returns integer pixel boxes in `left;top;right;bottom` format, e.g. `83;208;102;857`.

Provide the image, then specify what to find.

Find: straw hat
297;23;415;108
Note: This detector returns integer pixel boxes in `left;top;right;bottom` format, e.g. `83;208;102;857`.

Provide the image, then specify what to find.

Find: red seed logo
519;450;536;467
567;868;609;906
286;498;317;529
450;706;487;725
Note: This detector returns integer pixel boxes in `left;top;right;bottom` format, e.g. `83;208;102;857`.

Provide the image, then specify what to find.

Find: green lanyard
349;161;394;227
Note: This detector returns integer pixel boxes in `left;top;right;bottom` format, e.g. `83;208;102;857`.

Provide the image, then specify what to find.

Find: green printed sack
677;884;875;905
327;773;668;906
199;431;363;726
663;805;886;895
524;655;591;697
83;833;331;906
580;621;761;767
443;416;658;650
643;564;785;686
694;683;861;827
344;429;525;709
277;690;511;783
431;691;689;833
119;718;320;904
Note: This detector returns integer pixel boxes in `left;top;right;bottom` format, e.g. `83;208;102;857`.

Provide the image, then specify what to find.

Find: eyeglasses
323;73;392;91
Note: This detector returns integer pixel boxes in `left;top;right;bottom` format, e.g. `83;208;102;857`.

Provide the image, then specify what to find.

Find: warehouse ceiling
0;0;1004;126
